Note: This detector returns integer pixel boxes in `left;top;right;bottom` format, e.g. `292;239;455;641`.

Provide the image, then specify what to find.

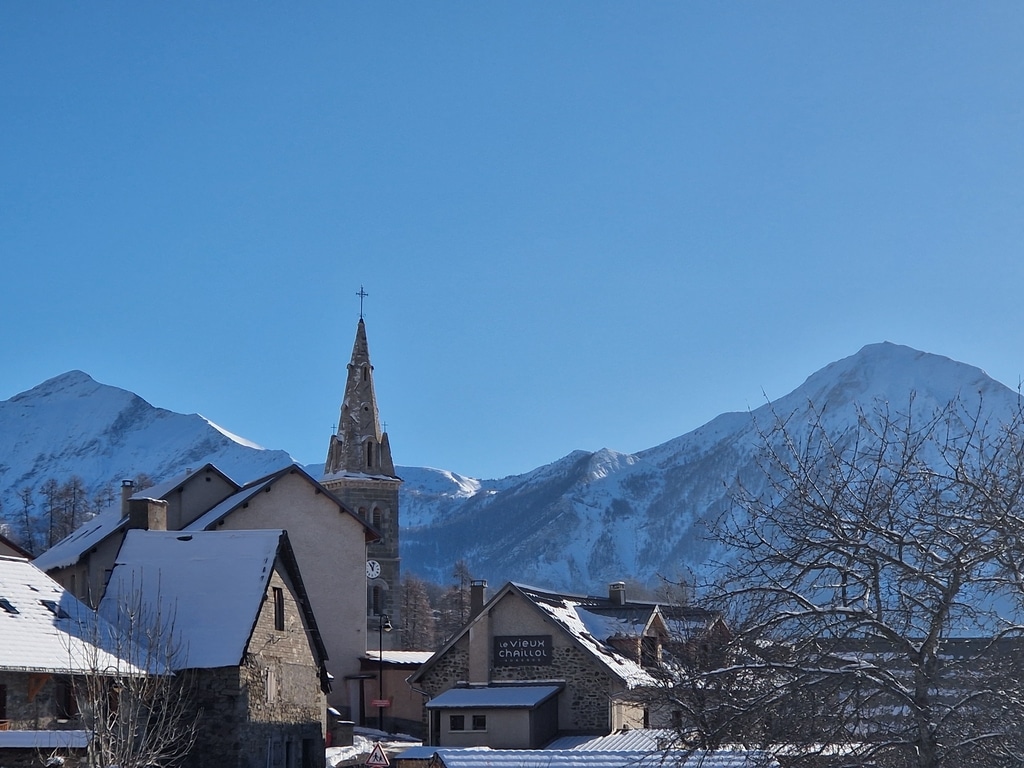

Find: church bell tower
322;304;402;648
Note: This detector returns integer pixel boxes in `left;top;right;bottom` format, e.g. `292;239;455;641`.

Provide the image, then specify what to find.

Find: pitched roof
33;463;377;574
99;529;325;671
425;749;779;768
128;463;238;502
418;581;729;690
184;463;379;542
32;463;237;572
32;504;127;572
0;555;147;675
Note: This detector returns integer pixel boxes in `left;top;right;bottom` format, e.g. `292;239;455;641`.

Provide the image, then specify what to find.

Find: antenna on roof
356;285;369;319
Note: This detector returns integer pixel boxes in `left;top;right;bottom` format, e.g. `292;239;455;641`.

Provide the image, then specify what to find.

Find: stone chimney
128;498;168;531
609;581;626;606
120;479;136;517
470;579;488;619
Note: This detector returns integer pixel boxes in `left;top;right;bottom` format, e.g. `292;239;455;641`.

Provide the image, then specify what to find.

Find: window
372;508;382;530
273;587;285;631
449;714;465;731
0;683;7;721
366;441;375;468
472;714;487;731
266;665;278;704
41;600;69;619
55;680;78;720
0;598;18;614
371;586;383;616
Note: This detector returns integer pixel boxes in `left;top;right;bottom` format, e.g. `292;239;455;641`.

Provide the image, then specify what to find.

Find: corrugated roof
0;555;147;675
0;730;91;749
365;650;434;666
427;748;778;768
426;685;562;709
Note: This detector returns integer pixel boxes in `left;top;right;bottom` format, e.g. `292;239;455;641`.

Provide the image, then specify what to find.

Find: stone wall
0;671;70;730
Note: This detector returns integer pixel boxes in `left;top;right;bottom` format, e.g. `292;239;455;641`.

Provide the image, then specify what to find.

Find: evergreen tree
399;575;437;650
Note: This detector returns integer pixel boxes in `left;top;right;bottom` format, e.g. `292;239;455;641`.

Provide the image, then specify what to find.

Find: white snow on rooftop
526;596;657;688
31;504;127;572
575;607;652;641
99;530;284;669
423;748;779;768
365;650;434;666
0;555;146;675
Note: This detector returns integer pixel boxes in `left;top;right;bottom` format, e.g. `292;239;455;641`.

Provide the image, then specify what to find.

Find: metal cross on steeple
356;285;369;319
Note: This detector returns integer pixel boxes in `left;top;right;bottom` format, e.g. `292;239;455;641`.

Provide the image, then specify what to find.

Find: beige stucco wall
436;708;531;748
49;529;126;608
209;469;368;716
164;469;238;530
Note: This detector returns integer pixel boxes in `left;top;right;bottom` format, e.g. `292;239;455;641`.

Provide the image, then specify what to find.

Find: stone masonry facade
416;636;620;734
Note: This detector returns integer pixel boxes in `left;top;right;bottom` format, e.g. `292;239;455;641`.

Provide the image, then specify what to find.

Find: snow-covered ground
326;727;422;768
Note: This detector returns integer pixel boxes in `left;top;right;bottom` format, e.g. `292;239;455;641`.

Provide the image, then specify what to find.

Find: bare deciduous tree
651;395;1024;768
55;586;200;768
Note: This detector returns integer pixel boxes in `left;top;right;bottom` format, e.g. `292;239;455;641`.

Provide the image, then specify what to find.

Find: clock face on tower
366;560;381;580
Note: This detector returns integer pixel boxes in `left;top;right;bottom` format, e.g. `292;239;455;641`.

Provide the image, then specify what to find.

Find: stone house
34;462;378;717
0;553;147;768
409;581;725;748
99;528;329;768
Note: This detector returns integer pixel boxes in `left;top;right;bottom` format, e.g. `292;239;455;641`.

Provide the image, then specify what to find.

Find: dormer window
0;598;18;615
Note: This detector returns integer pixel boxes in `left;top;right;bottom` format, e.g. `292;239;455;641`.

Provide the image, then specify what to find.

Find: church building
321;314;403;649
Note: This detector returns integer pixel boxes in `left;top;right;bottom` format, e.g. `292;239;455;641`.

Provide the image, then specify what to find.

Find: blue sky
2;4;1023;480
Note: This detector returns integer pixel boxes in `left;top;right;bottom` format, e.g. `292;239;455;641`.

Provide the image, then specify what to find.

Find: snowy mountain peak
6;344;1022;591
781;342;1003;419
10;369;103;402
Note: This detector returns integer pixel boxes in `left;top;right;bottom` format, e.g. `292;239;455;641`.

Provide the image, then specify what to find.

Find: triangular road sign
366;742;390;768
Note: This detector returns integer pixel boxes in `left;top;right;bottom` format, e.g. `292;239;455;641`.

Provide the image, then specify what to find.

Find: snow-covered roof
575;606;654;640
426;684;562;709
413;582;723;691
547;729;677;751
184;464;376;540
426;748;779;768
99;530;287;670
0;555;146;675
32;504;127;571
365;650;434;666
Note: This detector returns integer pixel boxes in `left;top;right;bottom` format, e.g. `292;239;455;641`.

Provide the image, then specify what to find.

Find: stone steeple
321;315;402;649
323;318;397;479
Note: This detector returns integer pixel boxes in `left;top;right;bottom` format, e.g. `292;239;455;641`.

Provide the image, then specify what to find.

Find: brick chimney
120;479;136;517
128;498;168;531
470;579;488;619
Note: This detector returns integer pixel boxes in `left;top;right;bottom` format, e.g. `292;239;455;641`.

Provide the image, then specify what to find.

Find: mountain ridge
3;342;1020;592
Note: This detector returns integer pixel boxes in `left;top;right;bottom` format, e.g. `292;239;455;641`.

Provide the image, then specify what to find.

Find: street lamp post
378;613;392;732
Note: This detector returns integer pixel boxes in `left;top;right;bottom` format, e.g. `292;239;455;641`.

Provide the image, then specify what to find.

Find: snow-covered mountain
0;370;296;514
3;344;1020;593
392;342;1024;591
